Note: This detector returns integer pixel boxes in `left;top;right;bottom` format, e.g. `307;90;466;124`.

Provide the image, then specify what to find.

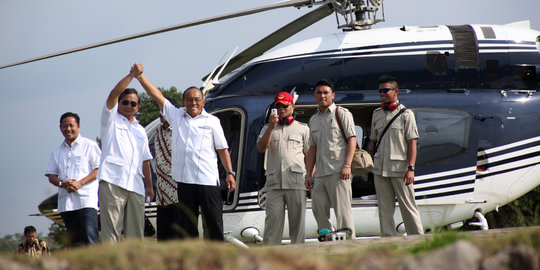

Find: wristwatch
227;171;236;177
408;165;415;172
58;180;63;187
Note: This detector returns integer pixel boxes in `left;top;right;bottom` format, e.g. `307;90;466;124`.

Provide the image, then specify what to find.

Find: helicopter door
212;108;246;210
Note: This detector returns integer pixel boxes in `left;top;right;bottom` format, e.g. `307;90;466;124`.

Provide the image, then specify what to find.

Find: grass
2;227;539;270
407;230;471;254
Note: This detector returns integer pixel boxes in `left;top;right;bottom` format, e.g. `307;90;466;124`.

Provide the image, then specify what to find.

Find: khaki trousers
311;173;355;238
374;175;424;237
263;189;306;245
99;181;145;242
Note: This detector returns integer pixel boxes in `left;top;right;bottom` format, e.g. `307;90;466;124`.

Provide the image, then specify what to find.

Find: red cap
274;92;293;105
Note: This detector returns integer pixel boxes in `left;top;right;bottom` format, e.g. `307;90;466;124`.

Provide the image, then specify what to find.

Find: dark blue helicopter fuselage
203;25;540;211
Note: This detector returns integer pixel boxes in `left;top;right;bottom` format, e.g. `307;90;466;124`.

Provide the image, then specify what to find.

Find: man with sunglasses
305;79;357;239
368;75;424;237
256;92;309;245
97;64;154;242
133;63;236;241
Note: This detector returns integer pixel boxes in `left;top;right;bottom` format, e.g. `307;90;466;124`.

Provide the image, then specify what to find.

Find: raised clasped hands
130;63;144;78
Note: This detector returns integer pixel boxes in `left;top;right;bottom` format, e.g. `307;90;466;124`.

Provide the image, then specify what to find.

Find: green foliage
408;231;470;254
95;136;101;149
137;86;182;127
0;233;23;253
0;231;57;253
47;222;68;250
486;185;540;228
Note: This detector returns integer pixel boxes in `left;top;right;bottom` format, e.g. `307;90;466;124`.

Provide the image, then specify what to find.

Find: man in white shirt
45;112;101;246
98;65;154;242
133;63;236;241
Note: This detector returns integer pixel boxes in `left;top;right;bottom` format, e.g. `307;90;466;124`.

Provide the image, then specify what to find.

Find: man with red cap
257;92;309;245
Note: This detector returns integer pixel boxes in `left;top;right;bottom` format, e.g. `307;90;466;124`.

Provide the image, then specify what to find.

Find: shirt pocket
264;172;279;188
102;156;128;179
105;156;127;166
310;127;320;142
389;121;408;172
290;163;305;174
374;120;385;136
287;133;302;150
389;121;406;159
328;123;343;160
269;132;280;152
73;155;89;171
290;163;306;187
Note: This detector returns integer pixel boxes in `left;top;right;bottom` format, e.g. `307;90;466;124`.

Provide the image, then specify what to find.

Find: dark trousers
156;203;182;241
60;208;98;246
176;182;224;241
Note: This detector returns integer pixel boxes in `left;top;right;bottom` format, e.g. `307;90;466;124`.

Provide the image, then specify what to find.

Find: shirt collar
317;103;336;115
63;135;81;148
183;108;209;119
125;116;140;126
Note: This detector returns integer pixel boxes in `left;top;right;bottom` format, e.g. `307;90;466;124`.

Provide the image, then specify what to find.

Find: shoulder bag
335;106;374;175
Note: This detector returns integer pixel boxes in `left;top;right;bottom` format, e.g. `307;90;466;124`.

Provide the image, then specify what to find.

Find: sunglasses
275;103;290;109
378;88;396;93
120;100;138;107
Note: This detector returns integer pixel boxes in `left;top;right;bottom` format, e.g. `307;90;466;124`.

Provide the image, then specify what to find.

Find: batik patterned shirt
155;124;178;205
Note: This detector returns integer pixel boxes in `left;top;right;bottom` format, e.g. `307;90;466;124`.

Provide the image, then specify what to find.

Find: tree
47;222;67;250
486;185;540;228
0;231;57;253
0;233;22;253
137;86;182;127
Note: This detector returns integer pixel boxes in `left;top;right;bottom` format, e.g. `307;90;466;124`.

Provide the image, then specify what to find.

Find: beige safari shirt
258;121;310;190
309;103;356;177
370;103;418;177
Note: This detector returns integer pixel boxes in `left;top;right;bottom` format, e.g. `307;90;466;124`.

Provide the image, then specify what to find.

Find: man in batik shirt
16;226;49;257
155;99;181;241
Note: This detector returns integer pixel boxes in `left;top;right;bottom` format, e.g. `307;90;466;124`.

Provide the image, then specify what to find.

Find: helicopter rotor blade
202;3;334;82
0;0;318;70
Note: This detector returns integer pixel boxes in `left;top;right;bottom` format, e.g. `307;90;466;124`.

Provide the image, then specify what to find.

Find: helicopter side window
213;108;245;209
303;58;342;88
414;108;471;165
426;51;448;76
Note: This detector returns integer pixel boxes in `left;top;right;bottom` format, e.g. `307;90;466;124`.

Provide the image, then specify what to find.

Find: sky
0;0;539;236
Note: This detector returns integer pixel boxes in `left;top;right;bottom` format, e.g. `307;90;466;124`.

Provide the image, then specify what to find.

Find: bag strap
335;106;360;149
373;107;407;155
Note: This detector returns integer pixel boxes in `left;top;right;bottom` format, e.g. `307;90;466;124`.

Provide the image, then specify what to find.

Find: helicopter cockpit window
414;108;471;165
220;60;306;95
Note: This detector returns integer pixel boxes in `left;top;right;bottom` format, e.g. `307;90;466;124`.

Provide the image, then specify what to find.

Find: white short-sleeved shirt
45;135;101;212
97;103;153;196
161;100;228;186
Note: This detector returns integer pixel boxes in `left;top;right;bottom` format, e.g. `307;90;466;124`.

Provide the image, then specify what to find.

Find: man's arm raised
106;64;140;110
133;63;165;111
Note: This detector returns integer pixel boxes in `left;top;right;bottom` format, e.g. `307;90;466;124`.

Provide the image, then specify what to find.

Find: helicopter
9;0;539;244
